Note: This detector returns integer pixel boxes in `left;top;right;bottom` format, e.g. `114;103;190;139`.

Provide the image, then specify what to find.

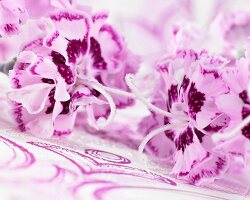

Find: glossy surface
0;129;247;200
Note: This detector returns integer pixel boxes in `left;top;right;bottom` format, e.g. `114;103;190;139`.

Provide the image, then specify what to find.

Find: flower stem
125;74;175;118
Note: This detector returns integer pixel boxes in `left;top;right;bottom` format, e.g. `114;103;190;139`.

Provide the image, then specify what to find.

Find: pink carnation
134;49;249;184
4;5;138;137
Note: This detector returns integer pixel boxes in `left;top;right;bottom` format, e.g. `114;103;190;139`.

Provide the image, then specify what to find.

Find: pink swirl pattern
0;130;247;200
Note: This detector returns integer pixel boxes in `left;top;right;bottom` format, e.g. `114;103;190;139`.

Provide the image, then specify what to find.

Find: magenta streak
85;165;177;186
71;180;112;194
27;141;90;174
21;38;43;51
46;31;59;47
92;13;108;23
0;136;35;168
0;140;17;168
28;57;43;75
27;142;177;185
100;25;122;50
27;142;101;165
84;149;131;164
94;185;231;200
32;165;77;183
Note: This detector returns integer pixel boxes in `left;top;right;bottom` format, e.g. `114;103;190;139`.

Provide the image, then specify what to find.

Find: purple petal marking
176;49;198;61
54;130;71;136
91;75;103;97
115;98;134;109
202;69;220;79
189;154;228;185
180;76;190;92
242;106;250;140
50;12;86;21
71;91;86;101
204;114;230;133
66;39;88;64
90;37;107;70
239;90;250;104
11;70;22;89
28;56;44;75
41;78;54;84
4;24;18;35
188;83;205;119
50;11;90;39
12;102;26;131
50;51;74;84
100;25;123;50
45;31;59;47
193;128;205;143
11;63;29;89
175;127;193;152
164;117;175;141
45;88;78;115
60;100;70;115
46;88;56;114
92;13;108;23
168;84;178;108
91;89;101;97
21;38;43;51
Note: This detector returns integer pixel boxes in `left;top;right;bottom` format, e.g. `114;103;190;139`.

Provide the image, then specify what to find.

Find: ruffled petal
221;59;249;94
40;10;91;64
9;68;42;89
215;93;243;120
72;85;107;107
188;152;229;185
19;51;59;79
24;0;75;18
91;12;108;35
53;112;77;136
8;83;54;114
50;10;90;39
172;127;207;175
203;113;230;133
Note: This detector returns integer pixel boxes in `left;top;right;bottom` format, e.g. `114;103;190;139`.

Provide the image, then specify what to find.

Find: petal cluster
0;0;249;186
0;1;138;137
137;42;250;185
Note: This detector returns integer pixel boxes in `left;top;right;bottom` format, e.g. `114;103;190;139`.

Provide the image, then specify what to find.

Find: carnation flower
127;49;250;184
0;0;249;188
211;44;250;171
2;4;138;137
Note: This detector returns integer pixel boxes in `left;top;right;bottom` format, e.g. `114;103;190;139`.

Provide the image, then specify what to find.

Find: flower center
169;102;190;128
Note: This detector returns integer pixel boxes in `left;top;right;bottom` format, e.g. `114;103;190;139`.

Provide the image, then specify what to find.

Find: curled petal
86;81;116;129
72;85;107;107
8;83;54;114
